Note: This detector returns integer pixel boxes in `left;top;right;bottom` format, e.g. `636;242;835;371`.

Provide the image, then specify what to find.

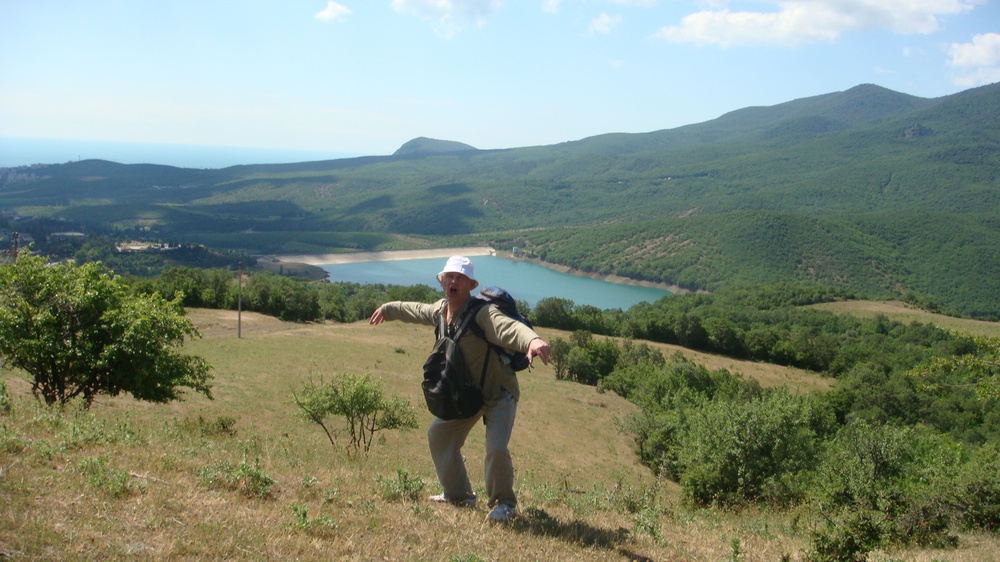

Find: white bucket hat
437;255;478;286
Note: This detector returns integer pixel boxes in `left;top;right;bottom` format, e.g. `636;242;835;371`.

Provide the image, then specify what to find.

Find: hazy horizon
0;137;363;170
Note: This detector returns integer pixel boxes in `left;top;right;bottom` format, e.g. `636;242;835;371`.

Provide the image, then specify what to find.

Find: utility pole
237;258;243;339
3;232;18;263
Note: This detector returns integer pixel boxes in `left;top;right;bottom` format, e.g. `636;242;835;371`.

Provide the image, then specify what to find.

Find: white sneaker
486;503;515;523
429;493;476;508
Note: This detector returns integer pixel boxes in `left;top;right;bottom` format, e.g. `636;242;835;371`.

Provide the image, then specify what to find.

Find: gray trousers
427;392;517;508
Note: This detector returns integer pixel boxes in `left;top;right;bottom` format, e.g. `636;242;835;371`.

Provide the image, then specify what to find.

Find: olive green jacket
379;298;541;404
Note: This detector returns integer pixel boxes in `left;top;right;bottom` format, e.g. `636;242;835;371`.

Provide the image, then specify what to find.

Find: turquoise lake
319;256;671;310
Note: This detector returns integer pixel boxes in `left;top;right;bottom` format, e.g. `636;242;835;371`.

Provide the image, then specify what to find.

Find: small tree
292;373;418;454
549;338;571;380
0;254;213;407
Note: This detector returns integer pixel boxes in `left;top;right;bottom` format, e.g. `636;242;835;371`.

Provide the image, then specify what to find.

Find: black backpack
420;287;532;419
421;310;486;420
466;286;533;372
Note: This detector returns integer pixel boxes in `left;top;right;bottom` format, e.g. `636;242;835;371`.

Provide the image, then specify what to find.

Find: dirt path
275;246;494;265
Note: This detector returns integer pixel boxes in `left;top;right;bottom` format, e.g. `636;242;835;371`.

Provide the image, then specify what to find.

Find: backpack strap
437;303;491;389
434;302;480;339
453;305;480;340
463;300;521;368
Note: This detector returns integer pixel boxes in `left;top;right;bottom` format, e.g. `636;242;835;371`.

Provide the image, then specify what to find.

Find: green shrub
76;455;141;498
676;389;823;507
196;456;275;499
809;420;912;512
292;373;419;454
807;421;966;555
0;254;213;408
958;444;1000;531
805;509;884;562
374;469;425;502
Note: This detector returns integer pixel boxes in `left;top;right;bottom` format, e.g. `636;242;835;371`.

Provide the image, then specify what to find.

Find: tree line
126;265;441;323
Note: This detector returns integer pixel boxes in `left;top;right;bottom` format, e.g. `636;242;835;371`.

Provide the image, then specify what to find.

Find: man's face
439;272;475;301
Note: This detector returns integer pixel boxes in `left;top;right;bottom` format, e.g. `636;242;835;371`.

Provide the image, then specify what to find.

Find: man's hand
526;338;550;366
369;307;385;325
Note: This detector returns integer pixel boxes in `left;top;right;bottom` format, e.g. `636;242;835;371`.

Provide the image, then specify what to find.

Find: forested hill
1;83;998;317
533;83;937;156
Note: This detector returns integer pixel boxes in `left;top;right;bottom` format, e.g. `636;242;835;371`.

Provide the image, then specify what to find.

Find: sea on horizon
0;137;364;169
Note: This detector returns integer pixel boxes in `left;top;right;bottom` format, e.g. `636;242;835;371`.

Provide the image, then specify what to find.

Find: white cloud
541;0;560;14
391;0;503;36
315;1;351;22
948;32;1000;86
653;0;981;48
589;13;622;35
610;0;656;5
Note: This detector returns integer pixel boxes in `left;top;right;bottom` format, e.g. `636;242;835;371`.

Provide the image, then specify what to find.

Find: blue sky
1;0;998;158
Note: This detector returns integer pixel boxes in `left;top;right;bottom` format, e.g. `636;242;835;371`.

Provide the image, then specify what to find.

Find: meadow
2;306;998;561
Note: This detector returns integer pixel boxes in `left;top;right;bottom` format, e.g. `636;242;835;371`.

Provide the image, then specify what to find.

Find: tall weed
195;456;276;499
0;380;11;415
288;503;337;535
374;468;425;502
76;455;142;498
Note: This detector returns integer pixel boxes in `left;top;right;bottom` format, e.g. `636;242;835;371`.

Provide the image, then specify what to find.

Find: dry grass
810;300;1000;338
630;339;833;394
1;307;997;561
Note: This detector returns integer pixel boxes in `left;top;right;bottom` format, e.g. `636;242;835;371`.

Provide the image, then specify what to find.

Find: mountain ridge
392;136;478;157
2;82;998;317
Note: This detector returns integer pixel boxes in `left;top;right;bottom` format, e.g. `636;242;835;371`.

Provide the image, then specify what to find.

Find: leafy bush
676;389;826;507
958;444;1000;532
805;421;969;557
607;354;765;479
0;254;213;407
805;509;884;562
292;373;419;454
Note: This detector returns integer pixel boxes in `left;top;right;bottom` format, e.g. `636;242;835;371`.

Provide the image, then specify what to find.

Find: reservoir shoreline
276;247;687;295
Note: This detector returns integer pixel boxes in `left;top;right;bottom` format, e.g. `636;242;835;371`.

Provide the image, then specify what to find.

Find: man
369;255;550;523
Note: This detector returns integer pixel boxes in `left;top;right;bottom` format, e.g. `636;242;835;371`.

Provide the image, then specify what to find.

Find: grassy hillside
2;83;998;317
809;299;1000;337
3;308;997;561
